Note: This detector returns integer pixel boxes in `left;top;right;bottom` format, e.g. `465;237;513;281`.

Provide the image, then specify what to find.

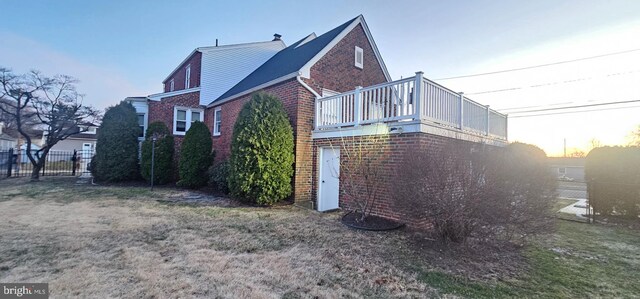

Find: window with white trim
173;107;203;135
213;107;222;136
354;46;363;69
137;114;146;138
185;65;191;89
169;79;175;92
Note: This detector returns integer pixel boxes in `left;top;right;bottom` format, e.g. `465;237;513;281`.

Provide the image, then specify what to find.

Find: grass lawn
1;178;639;298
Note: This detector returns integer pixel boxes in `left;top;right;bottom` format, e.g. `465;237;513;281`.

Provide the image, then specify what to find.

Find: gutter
296;75;321;98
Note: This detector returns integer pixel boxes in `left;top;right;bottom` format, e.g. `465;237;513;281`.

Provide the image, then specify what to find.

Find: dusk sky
1;0;639;156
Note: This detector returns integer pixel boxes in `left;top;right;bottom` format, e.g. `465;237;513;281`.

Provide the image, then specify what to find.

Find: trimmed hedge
177;121;214;188
140;122;174;184
586;146;640;218
228;92;294;205
94;101;140;182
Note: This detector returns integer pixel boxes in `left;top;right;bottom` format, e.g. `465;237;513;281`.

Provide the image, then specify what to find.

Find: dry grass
0;178;436;298
3;178;638;298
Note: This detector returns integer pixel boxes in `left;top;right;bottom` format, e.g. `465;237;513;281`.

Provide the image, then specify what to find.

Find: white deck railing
315;72;508;140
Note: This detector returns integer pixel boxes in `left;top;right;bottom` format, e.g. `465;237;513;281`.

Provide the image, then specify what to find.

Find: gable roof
212;16;359;105
211;15;393;107
162;40;286;84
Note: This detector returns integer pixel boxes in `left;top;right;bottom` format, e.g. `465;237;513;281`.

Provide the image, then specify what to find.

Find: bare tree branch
0;67;101;181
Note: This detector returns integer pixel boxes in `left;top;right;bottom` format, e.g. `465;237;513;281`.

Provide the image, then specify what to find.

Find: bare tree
0;67;100;181
329;126;389;223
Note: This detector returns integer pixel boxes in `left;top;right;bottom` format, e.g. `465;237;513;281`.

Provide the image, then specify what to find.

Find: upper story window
185;65;191;89
213;107;222;136
354;46;363;69
80;126;97;134
169;79;175;92
137;114;146;138
173;106;204;135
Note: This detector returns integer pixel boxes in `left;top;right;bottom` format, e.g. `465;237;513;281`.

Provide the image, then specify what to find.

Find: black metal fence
0;148;92;178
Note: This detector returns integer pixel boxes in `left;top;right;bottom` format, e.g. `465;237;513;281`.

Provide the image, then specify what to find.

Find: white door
318;147;340;211
82;143;92;159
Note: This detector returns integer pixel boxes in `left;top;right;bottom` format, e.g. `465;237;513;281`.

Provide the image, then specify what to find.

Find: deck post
458;92;464;129
414;71;423;121
354;86;362;126
315;97;320;130
485;105;490;136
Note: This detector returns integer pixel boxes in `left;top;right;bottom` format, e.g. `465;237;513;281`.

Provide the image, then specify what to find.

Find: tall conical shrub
177;121;214;188
228;92;294;205
94;101;140;182
140;122;174;184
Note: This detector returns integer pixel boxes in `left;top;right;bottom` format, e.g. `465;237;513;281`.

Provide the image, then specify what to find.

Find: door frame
317;146;340;212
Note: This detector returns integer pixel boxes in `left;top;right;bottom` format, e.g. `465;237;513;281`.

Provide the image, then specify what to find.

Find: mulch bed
341;211;405;231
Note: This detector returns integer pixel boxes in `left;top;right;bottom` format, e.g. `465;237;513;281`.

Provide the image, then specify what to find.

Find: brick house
126;15;508;225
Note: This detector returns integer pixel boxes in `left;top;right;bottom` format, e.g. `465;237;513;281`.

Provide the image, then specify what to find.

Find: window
213;107;222;136
169;79;175;92
80;126;97;134
185;65;191;89
137;114;146;138
173;107;204;135
558;167;567;175
354;46;363;69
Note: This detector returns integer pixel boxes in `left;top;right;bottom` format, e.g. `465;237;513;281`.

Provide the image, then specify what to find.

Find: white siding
199;41;284;105
127;99;149;141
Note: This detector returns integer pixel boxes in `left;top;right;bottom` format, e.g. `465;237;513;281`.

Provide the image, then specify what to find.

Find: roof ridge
210;15;361;105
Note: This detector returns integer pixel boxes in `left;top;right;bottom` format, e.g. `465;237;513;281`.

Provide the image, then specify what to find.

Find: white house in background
0;122;17;150
44;126;99;160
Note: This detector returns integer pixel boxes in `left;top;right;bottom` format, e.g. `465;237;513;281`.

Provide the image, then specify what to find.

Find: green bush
586;146;640;218
208;160;230;193
177;121;214;188
228;92;294;205
94;101;140;182
140;122;174;184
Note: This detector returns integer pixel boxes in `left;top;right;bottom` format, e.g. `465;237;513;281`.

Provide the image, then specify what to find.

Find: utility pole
563;138;567;157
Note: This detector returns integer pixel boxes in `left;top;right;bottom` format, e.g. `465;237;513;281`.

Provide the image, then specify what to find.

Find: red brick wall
312;132;488;227
208;78;316;203
147;91;211;162
307;23;388;94
163;51;202;92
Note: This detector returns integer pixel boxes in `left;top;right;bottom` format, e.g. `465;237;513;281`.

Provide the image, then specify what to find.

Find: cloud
0;31;152;110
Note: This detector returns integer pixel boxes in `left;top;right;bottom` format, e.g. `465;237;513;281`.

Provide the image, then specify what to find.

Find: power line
498;102;573;111
465;69;640;95
505;99;640;114
434;48;640;80
509;104;640;118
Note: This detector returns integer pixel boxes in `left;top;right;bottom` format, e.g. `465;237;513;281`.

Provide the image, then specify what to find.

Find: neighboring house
45;126;99;152
549;157;585;182
126;15;508;225
0;123;17;150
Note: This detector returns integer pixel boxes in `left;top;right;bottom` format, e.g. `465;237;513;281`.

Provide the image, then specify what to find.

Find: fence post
6;148;13;177
42;155;45;177
458;92;465;129
414;71;423;121
72;150;77;176
485;105;490;136
354;86;362;126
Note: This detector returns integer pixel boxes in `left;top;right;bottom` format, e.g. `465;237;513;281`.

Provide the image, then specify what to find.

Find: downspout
296;75;321;98
296;75;321;210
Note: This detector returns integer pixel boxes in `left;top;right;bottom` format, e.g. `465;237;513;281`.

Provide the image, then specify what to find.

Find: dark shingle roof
212;16;359;104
